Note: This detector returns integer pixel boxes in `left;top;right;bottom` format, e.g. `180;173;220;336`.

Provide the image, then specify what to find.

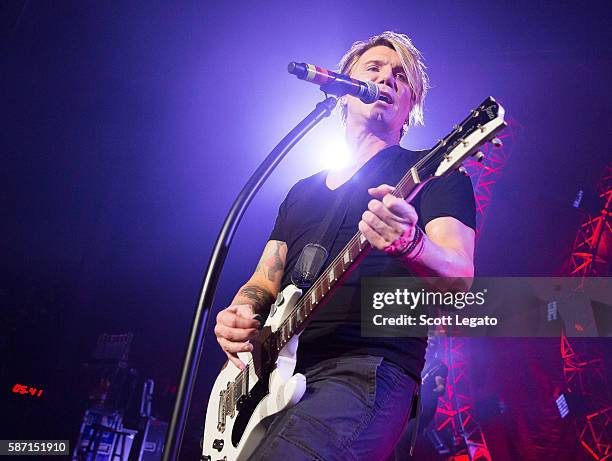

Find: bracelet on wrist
406;234;425;261
384;226;422;257
397;226;422;257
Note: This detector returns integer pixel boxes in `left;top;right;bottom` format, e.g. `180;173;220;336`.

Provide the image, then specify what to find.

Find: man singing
214;31;476;460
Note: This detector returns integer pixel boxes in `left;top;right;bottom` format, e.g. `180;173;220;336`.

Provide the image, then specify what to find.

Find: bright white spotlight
313;131;352;171
325;136;351;171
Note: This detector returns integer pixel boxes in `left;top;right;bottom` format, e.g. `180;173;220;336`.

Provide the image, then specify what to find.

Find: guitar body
202;285;306;461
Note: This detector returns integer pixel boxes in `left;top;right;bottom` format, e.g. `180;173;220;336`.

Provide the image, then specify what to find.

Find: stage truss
567;164;612;289
434;337;492;461
464;116;522;239
562;163;612;460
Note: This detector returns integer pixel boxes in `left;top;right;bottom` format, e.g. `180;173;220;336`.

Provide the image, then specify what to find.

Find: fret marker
311;292;316;304
359;234;366;244
328;269;335;282
343;251;350;264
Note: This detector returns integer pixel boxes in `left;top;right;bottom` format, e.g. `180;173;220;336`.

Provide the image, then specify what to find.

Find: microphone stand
162;96;338;461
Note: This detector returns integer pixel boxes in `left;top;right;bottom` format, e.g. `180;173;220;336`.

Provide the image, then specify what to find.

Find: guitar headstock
415;97;506;180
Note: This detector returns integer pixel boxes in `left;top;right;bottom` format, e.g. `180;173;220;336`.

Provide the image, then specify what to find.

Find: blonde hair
337;31;430;137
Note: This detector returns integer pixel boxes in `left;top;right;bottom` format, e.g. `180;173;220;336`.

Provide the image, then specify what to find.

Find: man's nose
377;66;396;91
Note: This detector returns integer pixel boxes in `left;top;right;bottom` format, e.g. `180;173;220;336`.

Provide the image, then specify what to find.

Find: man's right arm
231;240;287;314
214;240;287;369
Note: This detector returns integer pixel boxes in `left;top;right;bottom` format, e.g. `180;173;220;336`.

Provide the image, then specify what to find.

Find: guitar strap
292;151;401;287
313;153;398;255
312;183;350;254
291;182;349;288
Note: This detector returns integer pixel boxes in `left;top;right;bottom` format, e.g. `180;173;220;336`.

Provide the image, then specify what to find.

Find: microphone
287;62;389;104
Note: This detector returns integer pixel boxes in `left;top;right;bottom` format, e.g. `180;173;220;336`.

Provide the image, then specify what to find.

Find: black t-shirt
268;145;476;379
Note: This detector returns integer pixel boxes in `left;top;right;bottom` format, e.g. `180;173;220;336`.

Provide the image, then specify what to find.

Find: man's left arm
358;184;475;290
405;215;474;278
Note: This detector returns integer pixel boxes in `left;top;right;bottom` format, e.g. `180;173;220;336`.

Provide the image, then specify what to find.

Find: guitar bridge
217;390;226;433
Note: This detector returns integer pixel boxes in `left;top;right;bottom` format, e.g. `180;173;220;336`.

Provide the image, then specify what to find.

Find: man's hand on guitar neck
215;240;287;370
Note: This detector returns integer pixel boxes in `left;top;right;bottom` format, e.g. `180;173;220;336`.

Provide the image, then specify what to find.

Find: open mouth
379;92;393;104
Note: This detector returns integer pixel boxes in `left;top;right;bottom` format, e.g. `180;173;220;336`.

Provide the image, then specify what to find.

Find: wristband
384;226;421;257
406;235;425;261
398;226;423;257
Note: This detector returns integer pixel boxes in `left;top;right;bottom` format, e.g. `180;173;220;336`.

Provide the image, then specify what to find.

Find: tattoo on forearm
256;241;285;282
239;285;274;311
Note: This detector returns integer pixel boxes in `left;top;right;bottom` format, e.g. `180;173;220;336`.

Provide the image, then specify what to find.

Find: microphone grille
362;80;380;104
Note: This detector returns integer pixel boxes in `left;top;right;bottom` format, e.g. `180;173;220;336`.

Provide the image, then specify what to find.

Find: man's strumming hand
359;184;418;251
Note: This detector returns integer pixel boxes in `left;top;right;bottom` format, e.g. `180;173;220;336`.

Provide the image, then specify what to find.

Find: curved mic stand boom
162;96;338;461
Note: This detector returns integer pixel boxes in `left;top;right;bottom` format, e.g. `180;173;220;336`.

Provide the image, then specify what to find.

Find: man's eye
396;73;407;81
367;66;379;71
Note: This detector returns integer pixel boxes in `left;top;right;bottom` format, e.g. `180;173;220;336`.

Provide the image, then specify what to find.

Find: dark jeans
250;355;418;461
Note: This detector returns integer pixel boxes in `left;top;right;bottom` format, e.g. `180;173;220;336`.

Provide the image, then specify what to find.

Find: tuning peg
491;137;503;147
474;151;485;162
458;166;468;176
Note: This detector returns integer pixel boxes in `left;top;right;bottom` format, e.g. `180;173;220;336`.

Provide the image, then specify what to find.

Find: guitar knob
491;137;503;147
458;166;468;176
474;151;485;162
212;439;224;451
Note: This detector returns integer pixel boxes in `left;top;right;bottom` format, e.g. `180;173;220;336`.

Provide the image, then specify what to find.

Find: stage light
555;392;592;419
307;121;352;172
319;135;351;171
556;393;569;418
547;301;558;322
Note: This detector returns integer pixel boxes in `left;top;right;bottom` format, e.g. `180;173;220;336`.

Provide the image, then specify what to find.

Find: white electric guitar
202;97;506;461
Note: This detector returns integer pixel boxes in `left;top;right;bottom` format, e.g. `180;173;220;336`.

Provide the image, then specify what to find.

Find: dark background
1;1;611;459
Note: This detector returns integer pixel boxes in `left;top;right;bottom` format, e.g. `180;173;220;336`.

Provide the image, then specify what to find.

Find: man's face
344;45;413;137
